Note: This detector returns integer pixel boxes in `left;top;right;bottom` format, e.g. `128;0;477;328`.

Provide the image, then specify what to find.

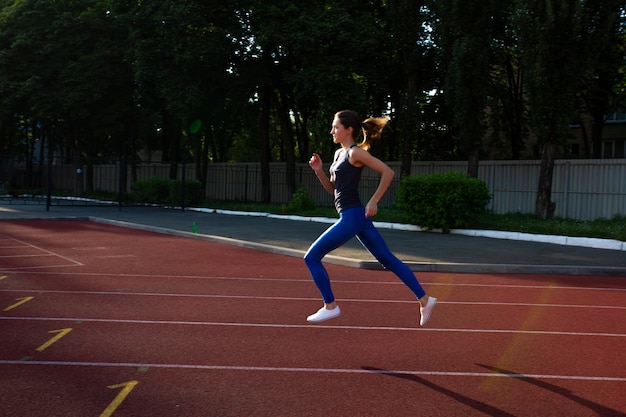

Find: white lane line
0;234;83;269
0;265;81;271
442;300;626;310
430;282;626;292
1;288;625;310
2;271;625;292
2;316;625;338
0;360;624;382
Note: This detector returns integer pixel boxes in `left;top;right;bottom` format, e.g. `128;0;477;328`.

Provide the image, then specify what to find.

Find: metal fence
1;157;625;221
402;159;626;220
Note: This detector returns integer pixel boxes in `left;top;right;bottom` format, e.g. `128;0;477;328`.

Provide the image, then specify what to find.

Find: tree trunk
400;73;416;178
591;112;605;158
467;148;479;178
278;90;297;197
578;116;591;157
535;141;557;219
162;112;181;179
259;84;272;204
505;56;524;160
295;111;309;163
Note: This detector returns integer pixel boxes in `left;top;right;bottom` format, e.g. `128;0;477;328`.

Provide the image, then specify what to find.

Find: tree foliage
1;0;625;208
428;0;503;177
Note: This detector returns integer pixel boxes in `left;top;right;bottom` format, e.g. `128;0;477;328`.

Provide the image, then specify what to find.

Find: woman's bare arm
309;153;334;195
349;147;394;217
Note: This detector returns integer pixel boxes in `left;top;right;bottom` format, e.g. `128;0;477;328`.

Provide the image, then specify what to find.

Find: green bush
282;185;316;212
396;171;491;232
168;179;204;206
132;177;204;206
132;177;171;204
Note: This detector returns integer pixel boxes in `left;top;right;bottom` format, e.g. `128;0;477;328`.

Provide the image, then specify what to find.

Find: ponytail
360;117;389;151
334;110;389;151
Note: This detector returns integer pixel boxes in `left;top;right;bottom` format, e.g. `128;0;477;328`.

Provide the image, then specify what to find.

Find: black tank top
329;144;363;212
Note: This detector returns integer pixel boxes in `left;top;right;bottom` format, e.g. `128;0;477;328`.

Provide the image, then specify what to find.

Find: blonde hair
334;110;389;151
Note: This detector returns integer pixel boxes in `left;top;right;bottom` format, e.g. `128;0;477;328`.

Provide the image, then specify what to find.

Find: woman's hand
309;153;323;171
310;153;335;195
365;201;378;218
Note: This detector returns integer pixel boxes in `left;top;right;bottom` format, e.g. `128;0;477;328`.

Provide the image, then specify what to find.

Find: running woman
305;110;437;325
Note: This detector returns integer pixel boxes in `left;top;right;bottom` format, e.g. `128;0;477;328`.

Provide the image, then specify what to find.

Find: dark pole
45;126;53;211
181;160;186;210
118;159;125;211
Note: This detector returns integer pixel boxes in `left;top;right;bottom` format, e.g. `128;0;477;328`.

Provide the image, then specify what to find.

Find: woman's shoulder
348;145;373;160
349;146;390;171
347;145;370;167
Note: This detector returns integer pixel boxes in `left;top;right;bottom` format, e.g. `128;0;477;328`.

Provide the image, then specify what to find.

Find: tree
515;0;586;218
576;1;626;158
429;0;499;177
2;0;626;206
484;2;529;160
385;0;437;176
127;0;244;186
0;0;136;191
244;0;393;199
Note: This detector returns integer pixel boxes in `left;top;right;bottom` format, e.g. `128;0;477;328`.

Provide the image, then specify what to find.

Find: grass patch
470;212;626;241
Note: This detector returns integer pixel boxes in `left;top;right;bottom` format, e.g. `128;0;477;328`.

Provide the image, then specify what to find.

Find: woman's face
330;117;352;144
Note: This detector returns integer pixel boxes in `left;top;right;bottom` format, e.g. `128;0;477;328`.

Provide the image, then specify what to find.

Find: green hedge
282;186;316;212
168;179;205;206
131;177;204;206
396;171;491;232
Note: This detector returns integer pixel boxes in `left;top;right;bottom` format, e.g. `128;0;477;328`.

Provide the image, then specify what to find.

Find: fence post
181;160;186;210
118;159;125;211
488;164;495;211
563;161;571;218
245;164;249;203
46;140;53;211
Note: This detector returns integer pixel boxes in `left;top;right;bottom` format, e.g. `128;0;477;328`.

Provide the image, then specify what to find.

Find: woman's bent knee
304;251;321;266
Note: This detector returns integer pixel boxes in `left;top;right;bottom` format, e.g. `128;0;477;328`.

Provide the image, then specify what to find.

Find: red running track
0;220;625;417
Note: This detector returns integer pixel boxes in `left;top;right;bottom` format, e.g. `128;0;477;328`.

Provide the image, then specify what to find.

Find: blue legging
304;206;426;304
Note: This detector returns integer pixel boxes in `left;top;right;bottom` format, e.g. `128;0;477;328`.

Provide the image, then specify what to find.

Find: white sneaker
420;297;437;326
307;306;341;323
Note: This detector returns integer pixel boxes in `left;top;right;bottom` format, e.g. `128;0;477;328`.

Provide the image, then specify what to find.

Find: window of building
606;108;626;123
602;140;625;158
